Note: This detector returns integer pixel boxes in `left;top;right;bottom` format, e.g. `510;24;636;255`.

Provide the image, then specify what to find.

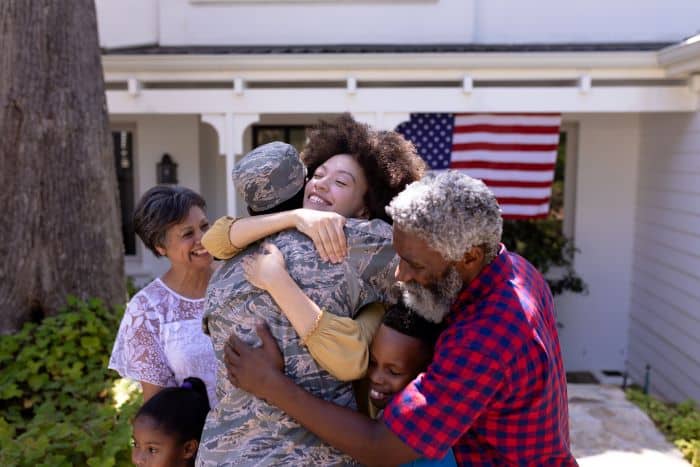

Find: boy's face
367;324;432;410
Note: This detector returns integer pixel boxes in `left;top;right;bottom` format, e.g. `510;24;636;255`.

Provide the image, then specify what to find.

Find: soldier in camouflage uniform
197;141;398;466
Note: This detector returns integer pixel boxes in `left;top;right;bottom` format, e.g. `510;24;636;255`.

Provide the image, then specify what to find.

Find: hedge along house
96;0;700;403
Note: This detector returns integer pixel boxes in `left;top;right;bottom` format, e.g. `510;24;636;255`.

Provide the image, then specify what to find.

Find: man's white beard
396;267;463;323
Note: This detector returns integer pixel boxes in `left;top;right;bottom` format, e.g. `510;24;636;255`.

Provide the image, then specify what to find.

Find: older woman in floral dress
109;186;218;407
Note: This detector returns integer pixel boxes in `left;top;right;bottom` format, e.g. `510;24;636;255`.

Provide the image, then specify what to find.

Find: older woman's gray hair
386;170;503;263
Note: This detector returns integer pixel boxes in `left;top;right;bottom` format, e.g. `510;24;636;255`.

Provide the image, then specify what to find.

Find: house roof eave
102;49;664;79
658;34;700;76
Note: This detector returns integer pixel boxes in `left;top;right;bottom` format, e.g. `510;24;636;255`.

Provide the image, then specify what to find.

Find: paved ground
569;384;689;466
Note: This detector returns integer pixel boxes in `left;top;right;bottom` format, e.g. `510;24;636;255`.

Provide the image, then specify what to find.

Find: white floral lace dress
109;278;218;407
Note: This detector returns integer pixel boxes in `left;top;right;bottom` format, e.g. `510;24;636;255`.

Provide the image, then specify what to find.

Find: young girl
131;377;210;467
367;303;457;467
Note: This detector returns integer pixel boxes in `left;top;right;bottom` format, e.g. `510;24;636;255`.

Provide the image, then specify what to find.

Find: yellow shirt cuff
302;303;385;381
201;216;243;260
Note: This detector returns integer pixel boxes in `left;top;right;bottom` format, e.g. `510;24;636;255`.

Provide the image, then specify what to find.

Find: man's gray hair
386;170;503;263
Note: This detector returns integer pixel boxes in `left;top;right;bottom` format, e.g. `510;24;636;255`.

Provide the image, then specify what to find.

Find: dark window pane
253;125;311;153
113;131;136;255
288;128;308;153
550;132;566;218
254;128;286;146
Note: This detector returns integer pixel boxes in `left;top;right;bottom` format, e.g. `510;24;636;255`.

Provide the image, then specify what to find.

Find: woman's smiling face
303;154;369;218
156;206;212;269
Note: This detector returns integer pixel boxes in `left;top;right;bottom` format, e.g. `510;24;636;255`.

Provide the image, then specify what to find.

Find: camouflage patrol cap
233;141;307;212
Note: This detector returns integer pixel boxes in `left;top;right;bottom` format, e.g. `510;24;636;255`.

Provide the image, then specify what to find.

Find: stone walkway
569;384;689;466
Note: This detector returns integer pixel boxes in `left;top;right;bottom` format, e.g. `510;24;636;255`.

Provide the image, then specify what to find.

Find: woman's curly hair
301;114;426;223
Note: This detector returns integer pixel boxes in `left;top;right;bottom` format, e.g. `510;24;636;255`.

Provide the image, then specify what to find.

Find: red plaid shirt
382;245;577;466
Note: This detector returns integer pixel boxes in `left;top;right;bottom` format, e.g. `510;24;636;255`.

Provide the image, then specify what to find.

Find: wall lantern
157;153;178;185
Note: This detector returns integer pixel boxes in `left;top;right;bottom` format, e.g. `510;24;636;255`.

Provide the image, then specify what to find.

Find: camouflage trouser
195;388;357;466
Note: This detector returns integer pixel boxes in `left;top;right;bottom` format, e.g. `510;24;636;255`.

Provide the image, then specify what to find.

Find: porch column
200;112;260;217
229;113;260;215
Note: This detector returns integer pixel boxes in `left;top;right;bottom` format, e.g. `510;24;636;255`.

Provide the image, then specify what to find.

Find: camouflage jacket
196;218;397;466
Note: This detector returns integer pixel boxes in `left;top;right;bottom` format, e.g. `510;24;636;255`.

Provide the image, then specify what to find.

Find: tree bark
0;0;126;333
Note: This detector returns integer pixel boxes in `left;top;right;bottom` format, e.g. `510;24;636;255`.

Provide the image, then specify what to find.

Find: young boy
366;303;457;467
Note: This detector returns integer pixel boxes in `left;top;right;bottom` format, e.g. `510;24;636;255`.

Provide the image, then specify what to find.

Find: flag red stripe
453;125;560;134
496;197;551;205
451;161;556;171
480;179;553;188
452;143;559;152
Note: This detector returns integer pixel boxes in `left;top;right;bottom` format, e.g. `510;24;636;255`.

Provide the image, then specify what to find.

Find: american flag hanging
396;113;562;219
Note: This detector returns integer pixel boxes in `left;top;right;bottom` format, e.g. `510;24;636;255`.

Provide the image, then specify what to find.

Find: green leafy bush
627;388;700;466
0;297;141;467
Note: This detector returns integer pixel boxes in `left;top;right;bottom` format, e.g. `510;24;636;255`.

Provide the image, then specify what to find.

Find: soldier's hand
242;242;287;290
293;208;347;263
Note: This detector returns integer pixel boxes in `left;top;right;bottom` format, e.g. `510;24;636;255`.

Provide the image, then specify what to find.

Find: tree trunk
0;1;126;333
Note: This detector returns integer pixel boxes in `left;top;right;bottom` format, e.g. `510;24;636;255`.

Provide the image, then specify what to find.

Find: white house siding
627;112;700;402
475;0;700;44
96;0;158;48
155;0;475;46
110;114;202;283
96;0;700;49
555;114;640;374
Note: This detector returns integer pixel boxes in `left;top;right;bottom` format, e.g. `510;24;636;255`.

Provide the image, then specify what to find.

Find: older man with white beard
225;171;577;467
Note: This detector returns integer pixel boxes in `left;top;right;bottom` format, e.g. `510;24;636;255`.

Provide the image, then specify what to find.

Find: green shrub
0;297;141;467
627;388;700;466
